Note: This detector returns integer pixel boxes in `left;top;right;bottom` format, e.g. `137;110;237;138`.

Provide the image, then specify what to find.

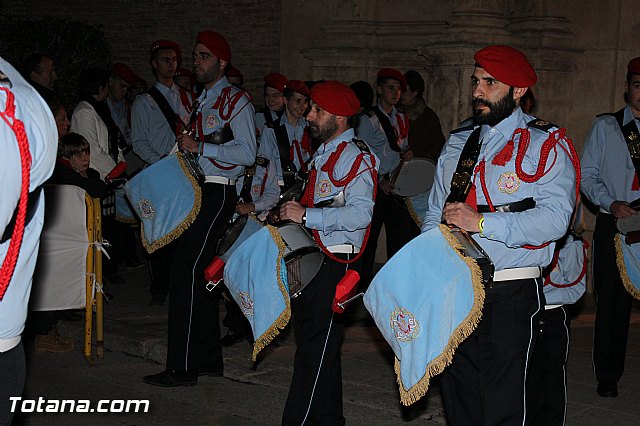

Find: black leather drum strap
446;127;482;203
147;87;178;132
374;106;401;153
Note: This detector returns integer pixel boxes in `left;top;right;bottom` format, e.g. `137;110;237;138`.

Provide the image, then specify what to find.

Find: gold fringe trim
141;153;203;254
396;224;486;406
251;224;292;361
405;198;422;228
615;234;640;301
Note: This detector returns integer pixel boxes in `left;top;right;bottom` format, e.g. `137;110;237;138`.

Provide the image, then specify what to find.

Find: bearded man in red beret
422;45;579;424
581;57;640;400
143;30;257;387
278;81;379;425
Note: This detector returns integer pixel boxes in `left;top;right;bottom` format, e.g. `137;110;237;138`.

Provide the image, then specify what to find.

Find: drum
276;223;324;298
124;153;201;253
114;187;137;224
180;151;205;184
216;214;265;262
392;158;436;197
449;227;494;285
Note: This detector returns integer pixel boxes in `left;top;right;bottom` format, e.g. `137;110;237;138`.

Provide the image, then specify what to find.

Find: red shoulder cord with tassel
543;239;589;288
0;87;32;300
300;141;378;264
476;127;581;250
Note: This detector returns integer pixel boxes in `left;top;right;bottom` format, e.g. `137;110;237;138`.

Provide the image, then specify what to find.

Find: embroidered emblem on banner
498;172;520;194
206;114;218;129
317;179;332;197
390;308;420;342
138;199;155;219
238;291;254;317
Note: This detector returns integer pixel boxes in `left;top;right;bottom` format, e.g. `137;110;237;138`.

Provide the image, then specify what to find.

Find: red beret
310;81;360;117
150;39;182;66
196;30;231;63
111;63;136;86
264;72;288;92
284;79;310;97
377;68;407;92
175;68;193;79
225;65;243;80
474;45;537;87
628;57;640;75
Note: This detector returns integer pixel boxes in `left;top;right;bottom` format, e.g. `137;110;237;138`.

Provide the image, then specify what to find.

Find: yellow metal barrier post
94;196;104;359
84;194;95;359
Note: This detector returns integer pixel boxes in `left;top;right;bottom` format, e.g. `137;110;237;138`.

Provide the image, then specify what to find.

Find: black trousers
526;306;570;426
441;277;543;426
282;254;359;426
148;241;176;297
0;342;25;426
593;213;633;386
165;182;236;372
361;189;418;284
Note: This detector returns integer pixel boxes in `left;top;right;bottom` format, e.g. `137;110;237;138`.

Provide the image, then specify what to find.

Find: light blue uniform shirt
581;104;640;211
305;128;379;249
197;77;257;179
0;57;57;342
255;109;279;140
131;82;191;165
355;113;387;163
107;97;130;144
367;104;409;177
258;114;310;186
235;155;280;213
423;108;576;271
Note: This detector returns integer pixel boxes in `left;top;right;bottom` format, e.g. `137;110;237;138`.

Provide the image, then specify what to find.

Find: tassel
492;140;514;166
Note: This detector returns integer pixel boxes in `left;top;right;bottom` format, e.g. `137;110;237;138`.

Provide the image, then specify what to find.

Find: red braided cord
302;141;378;264
0;87;32;300
478;127;581;250
544;239;589;288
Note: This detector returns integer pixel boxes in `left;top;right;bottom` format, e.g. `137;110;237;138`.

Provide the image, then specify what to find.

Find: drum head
216;214;248;256
394;158;436;197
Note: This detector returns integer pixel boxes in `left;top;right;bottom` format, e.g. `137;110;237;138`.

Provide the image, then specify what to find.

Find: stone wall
1;0;282;101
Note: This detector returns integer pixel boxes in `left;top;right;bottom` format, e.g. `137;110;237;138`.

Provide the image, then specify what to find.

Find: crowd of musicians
3;25;640;426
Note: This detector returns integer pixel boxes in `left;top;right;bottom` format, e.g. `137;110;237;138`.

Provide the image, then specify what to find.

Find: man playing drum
131;39;193;306
142;30;257;387
581;57;640;398
278;81;378;425
361;68;417;287
422;45;578;424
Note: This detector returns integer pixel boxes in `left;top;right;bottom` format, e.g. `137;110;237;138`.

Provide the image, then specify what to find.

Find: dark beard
472;88;516;127
309;115;339;146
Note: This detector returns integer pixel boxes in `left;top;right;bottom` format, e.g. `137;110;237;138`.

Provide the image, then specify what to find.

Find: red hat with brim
310;81;360;117
628;57;640;75
284;79;310;97
196;30;231;63
150;39;182;67
377;68;407;92
264;72;287;93
474;45;537;87
111;63;136;86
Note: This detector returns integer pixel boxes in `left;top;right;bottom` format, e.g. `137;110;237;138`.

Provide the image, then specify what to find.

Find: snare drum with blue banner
124;152;201;253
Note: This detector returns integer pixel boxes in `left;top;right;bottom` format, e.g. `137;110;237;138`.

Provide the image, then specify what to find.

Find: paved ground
11;265;640;425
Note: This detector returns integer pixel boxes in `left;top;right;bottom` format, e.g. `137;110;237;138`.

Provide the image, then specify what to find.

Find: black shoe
198;365;223;377
220;331;244;347
149;294;166;306
597;382;618;398
142;370;197;387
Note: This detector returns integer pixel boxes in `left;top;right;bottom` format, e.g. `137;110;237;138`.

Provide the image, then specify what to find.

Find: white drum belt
204;175;237;185
493;266;541;282
326;244;359;254
0;336;21;353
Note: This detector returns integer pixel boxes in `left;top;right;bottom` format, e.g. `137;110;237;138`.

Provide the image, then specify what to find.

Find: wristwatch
301;210;307;226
